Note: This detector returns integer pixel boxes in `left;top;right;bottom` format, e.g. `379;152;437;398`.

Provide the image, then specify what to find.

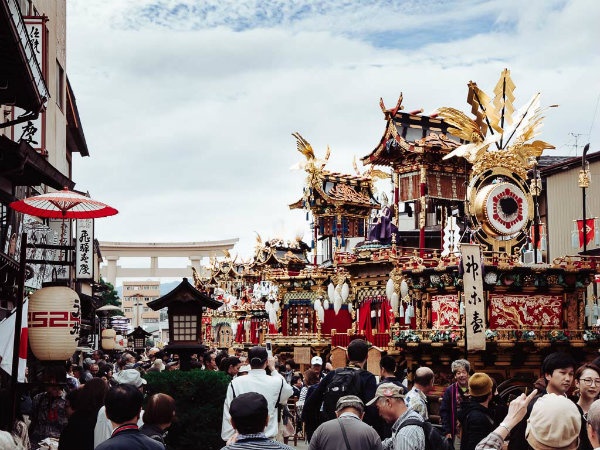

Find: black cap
248;346;268;366
230;392;268;420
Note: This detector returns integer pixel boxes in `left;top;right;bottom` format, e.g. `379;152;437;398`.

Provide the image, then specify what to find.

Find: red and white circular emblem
482;182;529;235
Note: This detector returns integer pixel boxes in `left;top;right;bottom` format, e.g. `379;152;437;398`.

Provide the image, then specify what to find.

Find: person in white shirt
221;346;293;442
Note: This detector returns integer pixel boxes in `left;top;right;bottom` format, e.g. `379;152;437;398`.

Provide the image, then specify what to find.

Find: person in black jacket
302;339;378;440
457;373;495;450
508;352;576;450
59;378;108;450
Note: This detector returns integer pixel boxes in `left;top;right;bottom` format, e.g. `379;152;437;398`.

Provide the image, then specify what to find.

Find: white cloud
67;0;600;261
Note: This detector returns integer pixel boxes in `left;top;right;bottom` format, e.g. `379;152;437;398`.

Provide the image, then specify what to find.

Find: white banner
461;244;486;351
12;17;46;152
76;219;94;279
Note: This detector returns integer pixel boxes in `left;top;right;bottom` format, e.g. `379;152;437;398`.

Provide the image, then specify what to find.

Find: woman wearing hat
457;373;495;450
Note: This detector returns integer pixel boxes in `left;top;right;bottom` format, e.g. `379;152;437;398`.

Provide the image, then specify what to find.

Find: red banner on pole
577;219;595;247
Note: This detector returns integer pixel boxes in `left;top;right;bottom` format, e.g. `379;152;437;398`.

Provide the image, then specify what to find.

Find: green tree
99;277;121;307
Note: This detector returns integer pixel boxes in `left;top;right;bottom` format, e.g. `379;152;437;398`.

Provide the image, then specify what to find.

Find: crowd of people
217;341;600;450
7;342;600;450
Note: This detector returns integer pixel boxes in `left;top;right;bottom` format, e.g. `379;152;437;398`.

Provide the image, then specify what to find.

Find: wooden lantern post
147;278;222;371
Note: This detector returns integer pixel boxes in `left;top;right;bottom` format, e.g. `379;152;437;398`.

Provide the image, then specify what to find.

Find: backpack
322;367;363;421
396;419;453;450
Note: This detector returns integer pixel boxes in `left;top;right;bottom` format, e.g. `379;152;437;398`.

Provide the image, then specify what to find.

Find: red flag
577;219;595;247
530;224;544;249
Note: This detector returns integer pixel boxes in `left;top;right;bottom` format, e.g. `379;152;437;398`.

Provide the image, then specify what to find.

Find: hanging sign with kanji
75;219;93;279
461;244;486;351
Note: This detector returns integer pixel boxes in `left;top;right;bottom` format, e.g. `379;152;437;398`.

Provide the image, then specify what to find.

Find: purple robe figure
368;195;398;244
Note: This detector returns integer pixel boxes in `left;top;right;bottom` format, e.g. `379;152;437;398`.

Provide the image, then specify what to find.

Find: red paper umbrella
9;187;118;219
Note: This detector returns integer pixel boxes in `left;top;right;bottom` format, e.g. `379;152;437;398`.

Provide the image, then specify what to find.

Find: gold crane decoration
439;69;555;179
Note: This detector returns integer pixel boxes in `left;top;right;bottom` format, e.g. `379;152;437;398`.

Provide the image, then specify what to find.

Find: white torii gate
99;239;238;285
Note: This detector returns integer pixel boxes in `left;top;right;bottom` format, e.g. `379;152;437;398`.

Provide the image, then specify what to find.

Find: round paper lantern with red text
28;286;81;361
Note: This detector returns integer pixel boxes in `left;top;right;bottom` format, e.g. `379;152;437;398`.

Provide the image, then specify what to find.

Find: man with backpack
371;383;454;450
368;383;425;450
303;339;378;434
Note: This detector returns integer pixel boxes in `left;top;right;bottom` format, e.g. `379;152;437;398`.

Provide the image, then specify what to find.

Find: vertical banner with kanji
461;244;486;351
76;219;93;279
11;17;47;153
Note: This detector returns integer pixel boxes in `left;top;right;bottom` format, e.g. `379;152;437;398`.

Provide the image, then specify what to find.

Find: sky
66;0;600;269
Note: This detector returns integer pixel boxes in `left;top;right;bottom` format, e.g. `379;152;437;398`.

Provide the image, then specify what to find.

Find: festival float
196;70;599;389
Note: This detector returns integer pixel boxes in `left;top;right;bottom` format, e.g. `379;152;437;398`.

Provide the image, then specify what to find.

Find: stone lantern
127;326;151;354
147;277;222;370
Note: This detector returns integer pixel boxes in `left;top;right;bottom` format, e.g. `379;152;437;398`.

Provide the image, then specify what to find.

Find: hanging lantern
390;292;399;314
319;307;325;322
386;278;395;299
28;286;81;361
314;298;322;311
459;300;465;316
269;309;277;325
333;290;343;315
341;282;350;302
101;328;116;351
399;302;404;318
400;280;409;298
328;282;335;301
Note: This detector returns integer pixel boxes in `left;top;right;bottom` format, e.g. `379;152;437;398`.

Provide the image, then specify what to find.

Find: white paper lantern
341;282;350;302
386;278;395;299
333;291;343;315
328;282;335;301
399;302;404;318
314;298;322;311
390;292;399;314
269;309;277;325
400;280;409;297
101;328;116;351
28;286;81;361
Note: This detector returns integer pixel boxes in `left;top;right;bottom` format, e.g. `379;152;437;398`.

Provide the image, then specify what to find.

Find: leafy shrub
144;369;230;450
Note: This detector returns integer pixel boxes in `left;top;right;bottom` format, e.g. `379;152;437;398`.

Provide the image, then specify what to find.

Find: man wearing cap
457;373;495;450
94;369;147;448
311;356;324;380
309;395;382;450
221;346;293;442
369;382;425;450
221;392;294;450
